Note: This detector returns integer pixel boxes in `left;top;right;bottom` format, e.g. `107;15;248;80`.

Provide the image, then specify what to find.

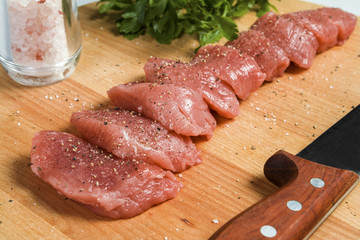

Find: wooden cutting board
0;0;359;239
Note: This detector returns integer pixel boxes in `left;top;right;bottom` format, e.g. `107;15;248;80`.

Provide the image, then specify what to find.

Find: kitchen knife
210;105;360;240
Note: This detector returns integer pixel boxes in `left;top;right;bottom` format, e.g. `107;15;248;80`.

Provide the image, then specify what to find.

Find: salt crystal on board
212;219;219;224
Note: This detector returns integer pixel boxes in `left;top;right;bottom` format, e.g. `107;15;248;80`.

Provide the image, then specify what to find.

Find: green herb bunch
97;0;277;46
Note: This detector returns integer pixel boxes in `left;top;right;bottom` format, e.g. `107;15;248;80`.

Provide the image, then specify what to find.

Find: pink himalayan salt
7;0;69;67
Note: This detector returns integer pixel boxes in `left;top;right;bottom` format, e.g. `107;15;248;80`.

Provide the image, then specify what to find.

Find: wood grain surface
0;0;359;239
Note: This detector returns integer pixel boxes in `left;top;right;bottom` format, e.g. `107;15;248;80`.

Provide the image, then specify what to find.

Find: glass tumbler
0;0;82;86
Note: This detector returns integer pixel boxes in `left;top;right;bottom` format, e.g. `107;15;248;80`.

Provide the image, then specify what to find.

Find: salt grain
212;219;219;224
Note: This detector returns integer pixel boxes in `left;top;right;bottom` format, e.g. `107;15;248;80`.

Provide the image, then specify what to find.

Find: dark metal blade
297;105;360;175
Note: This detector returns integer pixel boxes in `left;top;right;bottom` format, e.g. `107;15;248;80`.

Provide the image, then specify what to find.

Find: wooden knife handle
210;150;359;240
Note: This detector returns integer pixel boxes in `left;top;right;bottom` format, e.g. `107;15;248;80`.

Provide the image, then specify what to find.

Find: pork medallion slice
251;12;319;69
284;10;339;53
193;45;266;100
70;108;201;172
30;130;183;219
144;57;240;119
225;30;290;81
107;83;216;139
197;70;240;118
316;8;357;45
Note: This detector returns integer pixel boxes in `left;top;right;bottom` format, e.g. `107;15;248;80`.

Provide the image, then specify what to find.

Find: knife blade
210;105;360;240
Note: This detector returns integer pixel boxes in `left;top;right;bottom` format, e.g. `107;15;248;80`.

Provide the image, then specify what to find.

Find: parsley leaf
97;0;278;47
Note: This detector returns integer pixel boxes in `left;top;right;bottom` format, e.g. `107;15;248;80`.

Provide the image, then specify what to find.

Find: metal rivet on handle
310;178;325;188
260;225;277;238
287;200;302;212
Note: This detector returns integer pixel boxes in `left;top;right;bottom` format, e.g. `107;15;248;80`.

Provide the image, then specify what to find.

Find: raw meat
316;8;357;45
225;30;290;81
144;57;240;119
30;130;183;219
284;10;339;53
196;70;240;118
193;45;266;100
70;108;201;172
107;83;216;139
251;12;319;69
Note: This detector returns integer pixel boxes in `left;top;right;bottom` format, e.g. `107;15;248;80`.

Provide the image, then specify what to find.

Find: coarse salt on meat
70;108;201;172
107;83;216;139
193;45;266;100
144;57;240;119
30;130;183;219
225;30;290;81
251;11;319;69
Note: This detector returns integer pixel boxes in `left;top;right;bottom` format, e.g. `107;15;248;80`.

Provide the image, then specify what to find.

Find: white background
302;0;360;16
77;0;360;16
